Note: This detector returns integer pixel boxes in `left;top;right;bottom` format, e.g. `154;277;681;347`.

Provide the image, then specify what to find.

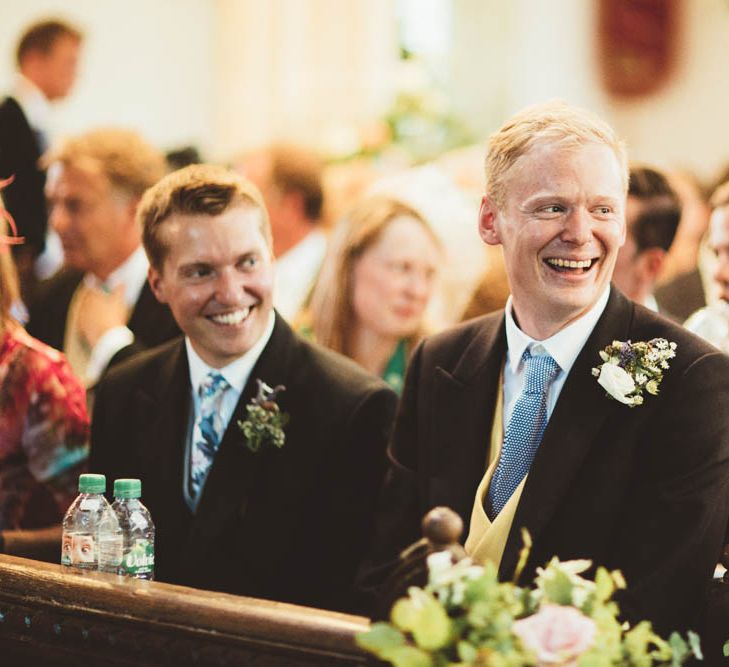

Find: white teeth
210;307;250;325
547;258;593;269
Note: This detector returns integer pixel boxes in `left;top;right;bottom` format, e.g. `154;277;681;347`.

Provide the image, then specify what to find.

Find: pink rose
512;604;596;665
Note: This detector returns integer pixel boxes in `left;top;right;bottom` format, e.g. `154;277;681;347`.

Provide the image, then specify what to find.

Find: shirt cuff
86;326;134;385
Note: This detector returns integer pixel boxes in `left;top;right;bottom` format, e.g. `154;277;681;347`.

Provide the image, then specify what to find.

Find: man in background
26;128;179;386
612;165;681;317
237;143;327;321
685;181;729;353
0;19;83;297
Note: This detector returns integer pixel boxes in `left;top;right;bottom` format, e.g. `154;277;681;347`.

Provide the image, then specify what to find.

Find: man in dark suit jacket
363;101;729;636
90;164;397;613
0;20;82;295
26;128;177;384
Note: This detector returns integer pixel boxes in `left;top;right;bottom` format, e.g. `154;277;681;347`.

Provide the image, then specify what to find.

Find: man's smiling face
479;140;626;339
148;204;274;368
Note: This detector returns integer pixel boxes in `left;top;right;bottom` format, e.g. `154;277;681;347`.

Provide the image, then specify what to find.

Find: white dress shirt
502;287;611;429
183;311;275;508
273;229;327;321
84;246;150;385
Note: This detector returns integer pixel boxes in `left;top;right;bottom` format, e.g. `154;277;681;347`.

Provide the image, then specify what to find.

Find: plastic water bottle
111;479;155;580
61;473;121;571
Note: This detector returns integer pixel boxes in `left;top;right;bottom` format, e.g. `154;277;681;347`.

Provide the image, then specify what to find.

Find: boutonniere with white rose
237;379;289;453
592;338;677;407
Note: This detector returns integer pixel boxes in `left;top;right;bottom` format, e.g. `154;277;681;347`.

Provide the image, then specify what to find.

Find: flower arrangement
237;379;288;453
591;338;677;407
357;534;701;666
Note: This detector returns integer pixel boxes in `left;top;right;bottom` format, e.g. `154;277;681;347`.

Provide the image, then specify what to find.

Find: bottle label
120;538;154;577
62;533;96;566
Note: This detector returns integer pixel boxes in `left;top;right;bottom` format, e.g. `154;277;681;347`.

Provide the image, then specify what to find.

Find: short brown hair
16;19;82;66
307;195;440;356
42;128;166;200
138;164;271;270
269;144;324;222
486;100;629;208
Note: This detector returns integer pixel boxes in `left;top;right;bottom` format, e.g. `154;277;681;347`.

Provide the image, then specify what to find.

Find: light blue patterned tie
190;372;229;501
486;349;560;520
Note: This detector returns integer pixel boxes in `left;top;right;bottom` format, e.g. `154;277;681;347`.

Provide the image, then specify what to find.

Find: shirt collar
504;286;611;376
186;309;276;396
82;245;149;308
13;73;51;132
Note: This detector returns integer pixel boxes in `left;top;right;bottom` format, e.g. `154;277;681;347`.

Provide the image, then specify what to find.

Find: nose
403;269;432;302
215;268;243;304
48;201;69;234
561;208;592;245
713;256;729;290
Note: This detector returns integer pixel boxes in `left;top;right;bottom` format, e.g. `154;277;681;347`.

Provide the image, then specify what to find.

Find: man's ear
479;195;501;246
639;247;666;283
147;265;168;304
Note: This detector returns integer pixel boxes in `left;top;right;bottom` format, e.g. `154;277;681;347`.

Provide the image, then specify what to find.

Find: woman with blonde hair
307;195;442;393
0;179;88;557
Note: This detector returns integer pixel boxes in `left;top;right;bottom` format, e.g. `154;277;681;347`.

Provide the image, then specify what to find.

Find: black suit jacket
365;287;729;634
0;96;46;254
26;267;179;364
90;315;398;612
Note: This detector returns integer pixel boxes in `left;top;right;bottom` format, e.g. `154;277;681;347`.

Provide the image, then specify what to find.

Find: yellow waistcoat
464;373;528;568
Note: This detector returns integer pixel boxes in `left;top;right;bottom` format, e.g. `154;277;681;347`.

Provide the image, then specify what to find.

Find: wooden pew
0;554;370;666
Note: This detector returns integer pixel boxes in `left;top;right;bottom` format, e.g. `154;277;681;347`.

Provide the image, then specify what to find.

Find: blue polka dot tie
190;372;229;502
486;349;560;520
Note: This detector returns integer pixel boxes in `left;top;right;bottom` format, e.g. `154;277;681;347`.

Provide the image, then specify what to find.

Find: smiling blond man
364;102;729;637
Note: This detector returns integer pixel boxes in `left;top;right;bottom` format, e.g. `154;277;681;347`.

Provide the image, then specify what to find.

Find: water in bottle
111;478;155;580
61;473;121;571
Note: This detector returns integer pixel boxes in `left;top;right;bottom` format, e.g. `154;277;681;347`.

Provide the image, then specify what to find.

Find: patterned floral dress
0;326;89;529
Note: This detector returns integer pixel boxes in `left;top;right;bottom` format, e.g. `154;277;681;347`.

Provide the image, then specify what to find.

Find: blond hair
42;128;166;200
308;195;439;356
486;100;629;207
138;164;271;270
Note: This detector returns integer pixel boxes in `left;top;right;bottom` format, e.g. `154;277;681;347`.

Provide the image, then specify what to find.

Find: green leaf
410;596;452;651
392;598;419;631
381;645;434;667
723;639;729;657
457;640;477;663
594;567;615;603
356;622;406;655
687;631;703;660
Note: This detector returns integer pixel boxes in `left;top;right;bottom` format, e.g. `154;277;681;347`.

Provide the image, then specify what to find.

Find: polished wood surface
0;554;370;665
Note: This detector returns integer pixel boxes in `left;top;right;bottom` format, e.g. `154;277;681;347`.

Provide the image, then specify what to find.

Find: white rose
597;363;635;405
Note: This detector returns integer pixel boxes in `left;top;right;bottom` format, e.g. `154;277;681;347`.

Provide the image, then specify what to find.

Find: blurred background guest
0;18;83;300
305;196;441;393
684;181;729;353
26;128;178;386
235;143;327;322
612;165;681;317
0;183;87;551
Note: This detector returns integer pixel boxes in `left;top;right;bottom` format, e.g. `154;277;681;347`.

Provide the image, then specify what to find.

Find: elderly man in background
0;19;83;297
26;129;179;386
612;165;681;318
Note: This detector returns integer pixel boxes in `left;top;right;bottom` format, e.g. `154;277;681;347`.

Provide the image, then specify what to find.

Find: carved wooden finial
422;506;463;548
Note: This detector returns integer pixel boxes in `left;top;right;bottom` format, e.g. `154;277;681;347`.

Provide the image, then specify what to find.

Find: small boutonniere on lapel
237;379;289;453
591;338;677;407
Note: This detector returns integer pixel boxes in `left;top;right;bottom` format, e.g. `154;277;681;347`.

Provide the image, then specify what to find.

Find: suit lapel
134;341;192;554
431;315;507;531
499;289;635;579
181;315;296;570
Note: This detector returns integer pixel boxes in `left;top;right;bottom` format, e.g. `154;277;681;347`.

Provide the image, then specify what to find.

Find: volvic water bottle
61;473;118;570
111;479;155;580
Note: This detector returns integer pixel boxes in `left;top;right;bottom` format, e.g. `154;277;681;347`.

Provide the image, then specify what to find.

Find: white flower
597;363;635;405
